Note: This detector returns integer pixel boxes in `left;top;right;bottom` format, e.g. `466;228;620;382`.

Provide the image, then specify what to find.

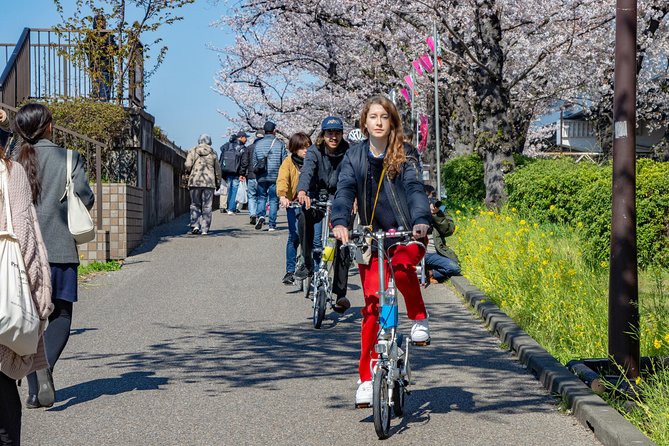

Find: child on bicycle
277;132;311;285
295;116;352;313
331;95;431;407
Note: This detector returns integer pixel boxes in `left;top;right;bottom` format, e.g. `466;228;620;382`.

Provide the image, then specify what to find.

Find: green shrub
31;97;128;146
442;154;485;205
506;157;669;269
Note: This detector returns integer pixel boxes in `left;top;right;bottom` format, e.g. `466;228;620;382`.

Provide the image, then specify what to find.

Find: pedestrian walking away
295;116;352;313
13;103;95;410
219;131;248;215
241;130;263;225
0;127;53;444
253;121;287;231
331;95;432;407
276;132;311;285
185;134;222;235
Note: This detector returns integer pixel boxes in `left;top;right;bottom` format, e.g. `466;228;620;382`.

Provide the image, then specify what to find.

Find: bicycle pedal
411;338;431;346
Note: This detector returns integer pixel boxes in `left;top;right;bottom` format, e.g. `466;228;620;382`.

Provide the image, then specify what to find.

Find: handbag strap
60;150;75;202
0;160;14;234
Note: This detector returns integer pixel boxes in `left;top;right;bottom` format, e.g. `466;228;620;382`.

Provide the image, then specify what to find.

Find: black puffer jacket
297;140;350;198
331;140;430;230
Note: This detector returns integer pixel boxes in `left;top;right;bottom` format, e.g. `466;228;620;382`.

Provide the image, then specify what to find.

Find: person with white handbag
0;140;53;444
13;103;94;409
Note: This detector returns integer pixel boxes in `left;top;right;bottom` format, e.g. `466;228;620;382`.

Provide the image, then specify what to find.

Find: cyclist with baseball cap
295;116;352;313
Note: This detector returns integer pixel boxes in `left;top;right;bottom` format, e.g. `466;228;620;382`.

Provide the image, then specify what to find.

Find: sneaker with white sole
255;217;265;230
355;380;373;407
411;318;430;344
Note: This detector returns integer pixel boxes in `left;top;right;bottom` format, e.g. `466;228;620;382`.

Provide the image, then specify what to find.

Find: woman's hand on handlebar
297;190;311;209
333;225;349;244
279;196;291;208
412;224;430;239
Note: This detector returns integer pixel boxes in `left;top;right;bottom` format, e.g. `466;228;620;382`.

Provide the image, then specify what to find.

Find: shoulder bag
253;139;277;175
62;150;95;244
0;161;40;356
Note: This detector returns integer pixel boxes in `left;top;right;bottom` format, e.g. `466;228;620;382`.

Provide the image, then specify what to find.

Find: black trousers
0;372;21;445
27;299;73;396
298;207;352;298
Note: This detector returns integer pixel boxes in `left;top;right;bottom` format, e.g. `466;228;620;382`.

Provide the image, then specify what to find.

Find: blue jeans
286;207;300;273
257;181;279;228
226;176;240;211
247;178;258;217
425;252;461;281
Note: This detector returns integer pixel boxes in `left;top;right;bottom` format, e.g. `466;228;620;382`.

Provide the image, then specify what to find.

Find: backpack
253;139;277;175
221;142;243;175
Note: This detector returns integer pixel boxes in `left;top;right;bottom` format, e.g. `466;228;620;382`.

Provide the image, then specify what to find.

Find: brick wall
78;183;144;263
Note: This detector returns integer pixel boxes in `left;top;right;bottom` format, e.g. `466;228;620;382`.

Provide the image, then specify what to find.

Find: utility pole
433;22;442;198
609;0;639;379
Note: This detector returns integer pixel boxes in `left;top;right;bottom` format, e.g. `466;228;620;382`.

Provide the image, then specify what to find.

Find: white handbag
0;162;40;356
62;150;95;244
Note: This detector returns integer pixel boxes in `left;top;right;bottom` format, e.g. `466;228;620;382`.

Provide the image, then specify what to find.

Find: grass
449;205;669;444
78;260;122;279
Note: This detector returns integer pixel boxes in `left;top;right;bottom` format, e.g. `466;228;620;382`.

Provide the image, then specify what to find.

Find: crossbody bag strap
0;161;13;234
368;164;386;229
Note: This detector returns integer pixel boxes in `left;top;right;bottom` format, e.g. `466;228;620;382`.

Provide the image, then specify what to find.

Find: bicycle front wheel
373;368;391;439
313;285;326;329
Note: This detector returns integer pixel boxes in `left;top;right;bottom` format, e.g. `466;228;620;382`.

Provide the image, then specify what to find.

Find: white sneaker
268;227;276;232
355;380;373;407
227;210;234;215
411;318;430;343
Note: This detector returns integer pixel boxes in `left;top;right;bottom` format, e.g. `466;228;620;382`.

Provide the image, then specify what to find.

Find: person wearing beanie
252;121;286;231
295;116;352;313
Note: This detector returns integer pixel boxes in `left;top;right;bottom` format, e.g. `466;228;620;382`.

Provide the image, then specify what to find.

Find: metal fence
0;28;143;108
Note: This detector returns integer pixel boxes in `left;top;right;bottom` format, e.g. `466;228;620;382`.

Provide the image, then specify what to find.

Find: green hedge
506;158;669;269
442;153;485;205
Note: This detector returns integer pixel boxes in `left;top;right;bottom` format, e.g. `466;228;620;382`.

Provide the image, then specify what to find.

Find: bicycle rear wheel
313;285;326;329
373;367;391;439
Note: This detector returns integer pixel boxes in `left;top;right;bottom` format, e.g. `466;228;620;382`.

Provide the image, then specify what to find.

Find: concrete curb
449;276;654;446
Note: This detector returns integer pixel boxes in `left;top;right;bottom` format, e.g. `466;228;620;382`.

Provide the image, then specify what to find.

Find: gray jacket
32;139;95;264
252;135;286;183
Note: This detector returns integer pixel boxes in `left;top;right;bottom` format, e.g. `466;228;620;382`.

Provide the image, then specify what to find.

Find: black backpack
220;143;243;175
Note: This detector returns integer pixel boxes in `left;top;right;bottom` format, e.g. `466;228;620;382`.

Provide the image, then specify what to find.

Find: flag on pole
400;88;411;104
412;60;424;76
426;36;435;53
404;75;414;90
419;54;433;73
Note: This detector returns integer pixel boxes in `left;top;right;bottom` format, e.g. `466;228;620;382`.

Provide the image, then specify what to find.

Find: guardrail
0;28;143;108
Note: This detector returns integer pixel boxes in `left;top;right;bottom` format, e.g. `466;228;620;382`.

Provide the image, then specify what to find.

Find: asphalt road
21;210;601;445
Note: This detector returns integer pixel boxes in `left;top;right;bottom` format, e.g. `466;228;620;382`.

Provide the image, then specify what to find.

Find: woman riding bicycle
295;116;352;313
331;95;431;407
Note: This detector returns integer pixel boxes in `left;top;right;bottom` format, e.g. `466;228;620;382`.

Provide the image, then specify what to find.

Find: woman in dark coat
331;95;431;407
14;103;94;409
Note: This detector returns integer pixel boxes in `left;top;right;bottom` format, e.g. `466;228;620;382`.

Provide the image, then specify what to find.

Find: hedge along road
21;210;601;445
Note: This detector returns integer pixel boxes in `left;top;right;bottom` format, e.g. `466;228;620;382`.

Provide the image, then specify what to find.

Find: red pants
357;243;427;382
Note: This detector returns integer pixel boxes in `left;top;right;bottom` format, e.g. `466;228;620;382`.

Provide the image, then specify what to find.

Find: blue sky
1;0;238;151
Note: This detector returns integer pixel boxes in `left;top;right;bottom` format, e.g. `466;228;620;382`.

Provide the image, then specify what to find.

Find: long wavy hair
13;103;53;203
360;95;406;179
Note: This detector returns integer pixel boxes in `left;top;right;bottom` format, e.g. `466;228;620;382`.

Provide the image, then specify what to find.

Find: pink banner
419;54;433;73
400;88;411;104
418;114;429;153
426;36;435;53
412;60;424;76
404;75;414;90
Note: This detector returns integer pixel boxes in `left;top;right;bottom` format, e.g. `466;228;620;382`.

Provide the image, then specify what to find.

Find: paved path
22;210;601;445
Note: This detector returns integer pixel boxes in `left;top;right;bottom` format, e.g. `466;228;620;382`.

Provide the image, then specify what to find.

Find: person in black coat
331;95;431;407
295;116;351;313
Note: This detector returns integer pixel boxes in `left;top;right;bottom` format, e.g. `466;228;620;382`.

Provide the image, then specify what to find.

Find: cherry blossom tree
214;0;669;206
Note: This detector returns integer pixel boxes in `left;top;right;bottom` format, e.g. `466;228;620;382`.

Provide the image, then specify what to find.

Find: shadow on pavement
47;371;169;412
